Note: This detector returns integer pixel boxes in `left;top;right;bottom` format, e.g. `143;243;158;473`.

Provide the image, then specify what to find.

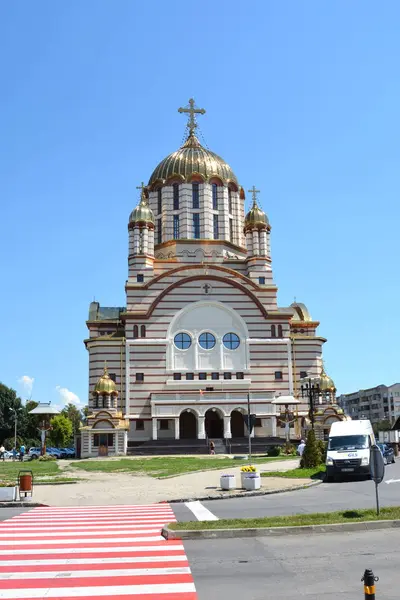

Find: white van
326;419;375;481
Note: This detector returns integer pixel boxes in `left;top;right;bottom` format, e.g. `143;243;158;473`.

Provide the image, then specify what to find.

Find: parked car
29;447;41;460
62;448;75;458
46;447;62;459
377;443;395;465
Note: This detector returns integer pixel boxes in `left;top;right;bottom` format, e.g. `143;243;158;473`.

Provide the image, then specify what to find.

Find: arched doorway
179;411;197;439
231;410;245;437
205;409;224;438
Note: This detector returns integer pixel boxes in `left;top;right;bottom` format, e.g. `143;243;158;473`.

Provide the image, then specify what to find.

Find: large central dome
148;133;238;187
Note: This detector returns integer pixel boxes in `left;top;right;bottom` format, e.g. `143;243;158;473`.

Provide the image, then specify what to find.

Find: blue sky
1;1;399;407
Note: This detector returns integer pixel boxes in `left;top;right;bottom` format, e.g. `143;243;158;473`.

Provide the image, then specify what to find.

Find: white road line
0;524;168;532
0;544;183;556
1;554;187;567
0;582;196;598
0;535;164;546
0;528;161;537
0;567;191;580
4;518;174;526
184;500;219;521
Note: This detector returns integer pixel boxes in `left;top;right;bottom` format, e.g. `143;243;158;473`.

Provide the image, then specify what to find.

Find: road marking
385;478;400;484
0;504;197;599
184;501;219;521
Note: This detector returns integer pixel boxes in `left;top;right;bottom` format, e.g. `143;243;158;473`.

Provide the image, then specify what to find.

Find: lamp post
300;378;321;430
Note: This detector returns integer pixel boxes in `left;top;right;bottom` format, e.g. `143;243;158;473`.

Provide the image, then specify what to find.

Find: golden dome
129;190;154;226
244;198;268;230
148;133;238;187
93;365;119;396
319;365;336;393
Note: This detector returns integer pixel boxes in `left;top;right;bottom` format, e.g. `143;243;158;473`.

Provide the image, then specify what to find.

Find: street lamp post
300;378;321;430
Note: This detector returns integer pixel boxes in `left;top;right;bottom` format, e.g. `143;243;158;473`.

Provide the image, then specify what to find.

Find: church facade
81;99;332;458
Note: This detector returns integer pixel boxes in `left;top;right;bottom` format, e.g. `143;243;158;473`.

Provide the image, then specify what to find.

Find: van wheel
325;475;334;483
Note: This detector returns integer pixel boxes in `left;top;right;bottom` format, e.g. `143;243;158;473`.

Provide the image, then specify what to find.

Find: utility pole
247;392;252;461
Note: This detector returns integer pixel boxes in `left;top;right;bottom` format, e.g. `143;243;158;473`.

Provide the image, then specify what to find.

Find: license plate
341;468;354;472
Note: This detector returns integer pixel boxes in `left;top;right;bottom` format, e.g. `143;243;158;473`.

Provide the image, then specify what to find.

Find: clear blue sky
1;1;399;408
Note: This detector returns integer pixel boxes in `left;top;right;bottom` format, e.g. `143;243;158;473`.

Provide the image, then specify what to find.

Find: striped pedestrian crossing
0;504;197;599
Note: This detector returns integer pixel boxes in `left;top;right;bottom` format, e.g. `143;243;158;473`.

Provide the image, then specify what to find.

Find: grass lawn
73;455;296;478
0;461;60;484
168;506;400;531
261;465;326;479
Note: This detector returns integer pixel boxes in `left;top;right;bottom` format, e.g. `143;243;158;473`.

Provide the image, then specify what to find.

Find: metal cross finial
248;185;260;205
178;98;206;136
136;182;146;194
136;182;147;203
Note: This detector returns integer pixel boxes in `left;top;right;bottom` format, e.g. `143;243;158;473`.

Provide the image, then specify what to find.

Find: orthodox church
80;99;337;457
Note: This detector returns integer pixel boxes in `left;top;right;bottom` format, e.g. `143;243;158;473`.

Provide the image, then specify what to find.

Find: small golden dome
148;133;238;186
129;190;154;226
93;365;119;396
244;198;268;230
319;365;336;393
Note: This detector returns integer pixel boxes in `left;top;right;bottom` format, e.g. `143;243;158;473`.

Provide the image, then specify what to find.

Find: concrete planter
240;470;259;488
243;474;261;491
220;474;236;490
0;487;16;501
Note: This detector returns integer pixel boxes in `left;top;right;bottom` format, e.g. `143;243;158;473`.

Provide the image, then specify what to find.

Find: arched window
173;183;179;210
212;183;218;210
140;325;146;338
133;325;139;338
192;183;199;209
228;188;233;214
271;325;276;338
277;325;283;338
157;188;162;215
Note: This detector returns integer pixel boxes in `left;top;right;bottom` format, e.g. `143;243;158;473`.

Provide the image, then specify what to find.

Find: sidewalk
30;459;308;506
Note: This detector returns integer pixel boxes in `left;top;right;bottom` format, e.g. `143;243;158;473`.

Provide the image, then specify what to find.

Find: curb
0;502;49;508
162;518;400;540
162;478;322;503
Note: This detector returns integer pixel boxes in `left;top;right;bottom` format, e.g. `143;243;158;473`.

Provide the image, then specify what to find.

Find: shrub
283;443;296;455
300;430;322;468
267;446;281;457
317;440;327;463
38;454;56;462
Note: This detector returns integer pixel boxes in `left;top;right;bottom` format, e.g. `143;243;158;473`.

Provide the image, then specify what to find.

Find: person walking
12;447;17;461
19;444;25;462
209;440;215;455
0;445;5;461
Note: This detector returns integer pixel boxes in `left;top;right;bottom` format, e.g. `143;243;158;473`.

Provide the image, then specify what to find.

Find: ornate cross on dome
248;185;260;205
136;182;147;203
178;98;206;136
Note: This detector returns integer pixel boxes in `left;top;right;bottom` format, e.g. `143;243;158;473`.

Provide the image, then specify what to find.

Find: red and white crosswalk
0;504;197;599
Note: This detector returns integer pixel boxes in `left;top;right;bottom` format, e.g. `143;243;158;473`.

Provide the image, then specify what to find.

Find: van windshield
328;435;369;451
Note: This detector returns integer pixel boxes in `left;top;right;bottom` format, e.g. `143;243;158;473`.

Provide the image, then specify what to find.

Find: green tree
48;415;73;448
61;403;82;435
0;382;24;445
373;420;392;435
301;429;322;468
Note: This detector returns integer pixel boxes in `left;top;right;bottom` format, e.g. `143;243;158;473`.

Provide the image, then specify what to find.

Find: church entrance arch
205;409;224;439
179;410;197;439
231;410;245;437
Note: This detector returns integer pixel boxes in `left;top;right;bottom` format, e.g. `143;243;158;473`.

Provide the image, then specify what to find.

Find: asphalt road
173;459;400;521
185;529;398;600
0;508;33;520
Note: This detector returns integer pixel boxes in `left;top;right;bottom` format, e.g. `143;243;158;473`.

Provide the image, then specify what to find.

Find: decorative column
152;418;158;440
260;230;267;256
246;231;253;256
223;416;232;439
271;416;277;437
88;432;92;456
142;227;148;255
174;417;180;440
198;416;206;439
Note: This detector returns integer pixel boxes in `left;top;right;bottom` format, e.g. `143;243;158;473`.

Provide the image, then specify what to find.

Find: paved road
0;508;33;521
173;459;400;521
0;504;196;599
185;529;397;600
